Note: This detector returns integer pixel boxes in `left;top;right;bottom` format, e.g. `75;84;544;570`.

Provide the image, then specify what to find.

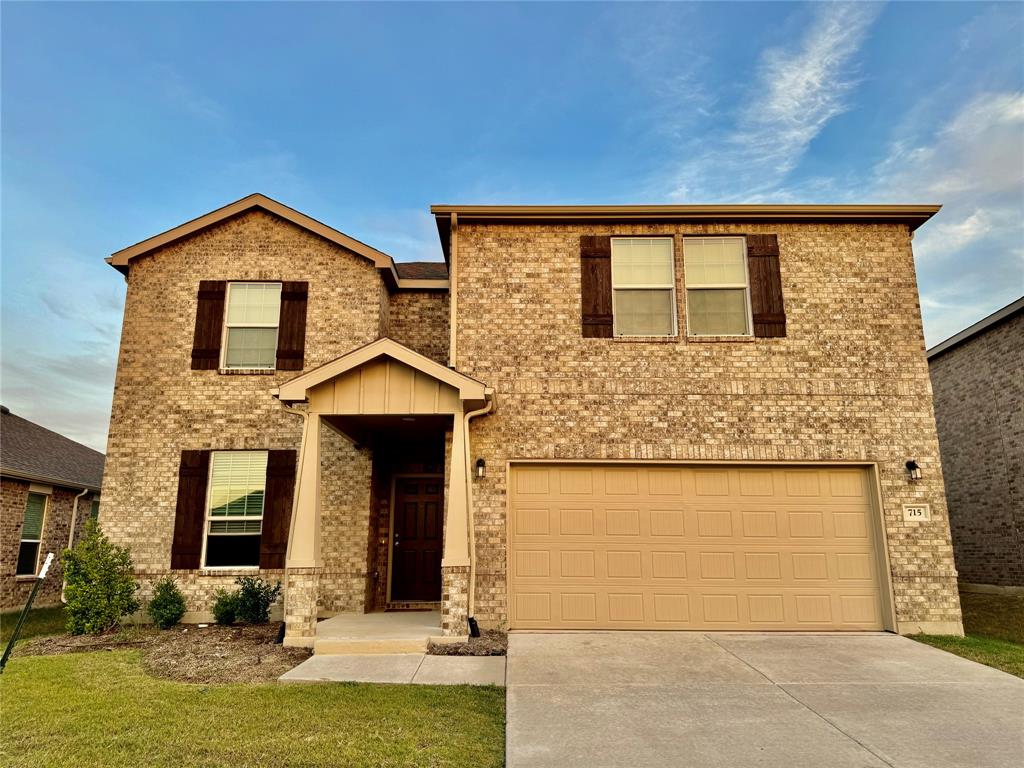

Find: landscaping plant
61;520;139;635
212;588;239;625
235;576;282;624
147;577;187;629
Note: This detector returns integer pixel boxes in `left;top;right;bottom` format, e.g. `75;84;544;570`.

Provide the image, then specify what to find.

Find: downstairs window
203;451;267;568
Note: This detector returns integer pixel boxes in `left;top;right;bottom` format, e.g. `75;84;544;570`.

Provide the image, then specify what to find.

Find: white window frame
683;236;754;337
16;491;49;577
200;450;267;570
611;236;678;338
220;282;282;370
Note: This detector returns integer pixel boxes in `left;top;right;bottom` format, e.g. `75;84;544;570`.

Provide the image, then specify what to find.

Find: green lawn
0;605;66;646
0;651;505;768
912;591;1024;678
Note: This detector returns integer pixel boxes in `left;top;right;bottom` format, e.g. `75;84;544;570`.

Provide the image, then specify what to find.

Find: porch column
283;413;322;647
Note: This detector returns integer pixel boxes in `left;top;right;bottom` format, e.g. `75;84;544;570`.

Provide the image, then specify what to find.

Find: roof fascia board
1;468;101;493
277;337;486;402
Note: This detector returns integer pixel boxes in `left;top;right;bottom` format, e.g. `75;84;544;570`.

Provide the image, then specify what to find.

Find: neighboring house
1;406;104;610
928;297;1024;590
100;193;963;646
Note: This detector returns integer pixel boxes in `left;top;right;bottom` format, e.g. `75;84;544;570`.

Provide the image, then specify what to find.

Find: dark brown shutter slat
580;236;613;338
191;281;226;370
746;235;787;338
260;450;297;569
276;282;308;371
171;450;210;570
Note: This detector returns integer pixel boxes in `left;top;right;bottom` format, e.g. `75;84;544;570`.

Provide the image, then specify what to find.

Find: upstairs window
611;237;677;336
16;492;47;576
221;282;282;369
683;237;752;336
203;451;267;568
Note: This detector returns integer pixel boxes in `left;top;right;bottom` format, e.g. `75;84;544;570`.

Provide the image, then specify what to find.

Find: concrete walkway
280;653;505;686
312;610;443;654
507;632;1023;768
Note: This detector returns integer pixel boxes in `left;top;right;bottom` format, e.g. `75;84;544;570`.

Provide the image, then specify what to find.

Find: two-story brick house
100;194;963;646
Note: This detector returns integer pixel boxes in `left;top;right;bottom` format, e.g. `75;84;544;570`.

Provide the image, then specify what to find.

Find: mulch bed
427;629;507;656
17;623;311;684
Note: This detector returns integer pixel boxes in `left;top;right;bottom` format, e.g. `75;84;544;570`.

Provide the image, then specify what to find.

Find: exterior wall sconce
905;460;922;482
475;458;486;479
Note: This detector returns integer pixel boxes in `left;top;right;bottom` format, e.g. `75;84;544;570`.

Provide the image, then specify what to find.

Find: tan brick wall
1;478;96;610
388;290;450;364
929;311;1024;586
454;221;962;632
101;210;385;615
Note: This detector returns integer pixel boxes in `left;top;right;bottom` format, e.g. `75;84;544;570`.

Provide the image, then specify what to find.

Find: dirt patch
428;629;506;656
18;623;311;684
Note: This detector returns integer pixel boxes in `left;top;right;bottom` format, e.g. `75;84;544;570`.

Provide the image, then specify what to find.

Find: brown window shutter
276;282;308;371
580;236;613;338
260;450;297;569
746;235;786;338
171;450;210;570
190;281;226;370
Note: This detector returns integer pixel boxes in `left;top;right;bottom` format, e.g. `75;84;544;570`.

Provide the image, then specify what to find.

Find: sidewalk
280;653;506;686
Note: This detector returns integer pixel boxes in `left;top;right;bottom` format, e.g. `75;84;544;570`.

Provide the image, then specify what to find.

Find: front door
390;476;443;602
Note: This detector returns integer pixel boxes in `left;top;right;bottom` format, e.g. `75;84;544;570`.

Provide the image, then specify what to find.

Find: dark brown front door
391;476;443;602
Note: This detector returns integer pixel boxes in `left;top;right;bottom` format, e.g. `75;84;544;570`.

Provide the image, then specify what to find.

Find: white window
222;282;282;369
611;237;677;336
683;237;753;336
16;492;47;576
202;451;267;568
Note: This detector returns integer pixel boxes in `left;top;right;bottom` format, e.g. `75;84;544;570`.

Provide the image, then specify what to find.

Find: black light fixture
905;460;922;482
475;458;486;478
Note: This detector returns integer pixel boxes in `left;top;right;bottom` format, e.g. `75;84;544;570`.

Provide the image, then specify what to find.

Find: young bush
62;519;139;635
148;577;186;629
212;588;239;626
234;576;282;624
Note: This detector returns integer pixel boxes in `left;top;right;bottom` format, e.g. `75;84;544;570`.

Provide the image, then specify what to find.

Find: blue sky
2;1;1022;450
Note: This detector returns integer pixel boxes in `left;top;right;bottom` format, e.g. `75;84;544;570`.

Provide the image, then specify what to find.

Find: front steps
312;610;444;655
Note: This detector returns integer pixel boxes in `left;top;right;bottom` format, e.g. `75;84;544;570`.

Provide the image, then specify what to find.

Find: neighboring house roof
394;261;448;280
430;203;942;261
107;194;448;291
927;296;1024;361
0;406;105;491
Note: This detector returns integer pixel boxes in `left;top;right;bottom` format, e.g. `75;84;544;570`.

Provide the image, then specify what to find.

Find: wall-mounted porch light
905;460;922;482
475;458;486;479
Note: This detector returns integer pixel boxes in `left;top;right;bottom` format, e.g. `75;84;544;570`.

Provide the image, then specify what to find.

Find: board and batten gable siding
453;220;961;633
101;209;384;615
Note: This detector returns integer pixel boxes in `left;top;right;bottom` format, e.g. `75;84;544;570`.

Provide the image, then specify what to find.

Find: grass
0;651;505;768
0;605;66;646
912;591;1024;678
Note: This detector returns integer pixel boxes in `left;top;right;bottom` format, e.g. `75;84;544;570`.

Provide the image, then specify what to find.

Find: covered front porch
272;338;492;648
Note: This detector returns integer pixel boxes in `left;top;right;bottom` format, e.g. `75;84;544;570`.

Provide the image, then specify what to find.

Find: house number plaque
902;504;931;521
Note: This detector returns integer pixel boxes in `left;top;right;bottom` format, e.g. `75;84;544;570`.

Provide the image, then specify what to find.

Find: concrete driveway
506;632;1023;768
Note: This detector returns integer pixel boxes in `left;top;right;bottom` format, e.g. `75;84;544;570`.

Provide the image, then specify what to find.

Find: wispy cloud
668;3;881;201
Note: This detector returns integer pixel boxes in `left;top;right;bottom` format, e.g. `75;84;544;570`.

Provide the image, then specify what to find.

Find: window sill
218;368;276;376
687;335;756;343
612;336;679;344
14;575;38;581
199;567;261;575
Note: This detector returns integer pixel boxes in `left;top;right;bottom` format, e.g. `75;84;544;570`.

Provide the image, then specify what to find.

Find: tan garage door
508;465;887;631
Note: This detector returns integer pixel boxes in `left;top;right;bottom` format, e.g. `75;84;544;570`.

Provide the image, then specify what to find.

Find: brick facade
1;478;96;610
388;290;450;364
929;310;1023;587
455;221;962;633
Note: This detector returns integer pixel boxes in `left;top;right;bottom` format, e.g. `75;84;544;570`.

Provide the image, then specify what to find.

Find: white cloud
668;3;881;201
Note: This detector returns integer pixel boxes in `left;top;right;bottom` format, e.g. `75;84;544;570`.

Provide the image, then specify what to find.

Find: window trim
610;236;678;338
16;491;49;577
682;236;754;338
199;450;267;570
219;281;282;371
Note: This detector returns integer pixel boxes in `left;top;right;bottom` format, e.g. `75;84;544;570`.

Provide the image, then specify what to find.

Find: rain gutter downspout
463;395;494;633
61;488;91;603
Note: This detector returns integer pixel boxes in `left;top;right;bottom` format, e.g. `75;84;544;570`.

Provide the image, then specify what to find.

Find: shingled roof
393;261;448;280
0;406;105;491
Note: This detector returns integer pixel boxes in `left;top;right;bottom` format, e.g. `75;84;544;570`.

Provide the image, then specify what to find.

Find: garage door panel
509;465;886;631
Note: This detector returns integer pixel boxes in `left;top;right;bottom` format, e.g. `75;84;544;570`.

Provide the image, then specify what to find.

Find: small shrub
62;519;139;635
234;576;282;624
212;588;239;625
148;577;186;629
